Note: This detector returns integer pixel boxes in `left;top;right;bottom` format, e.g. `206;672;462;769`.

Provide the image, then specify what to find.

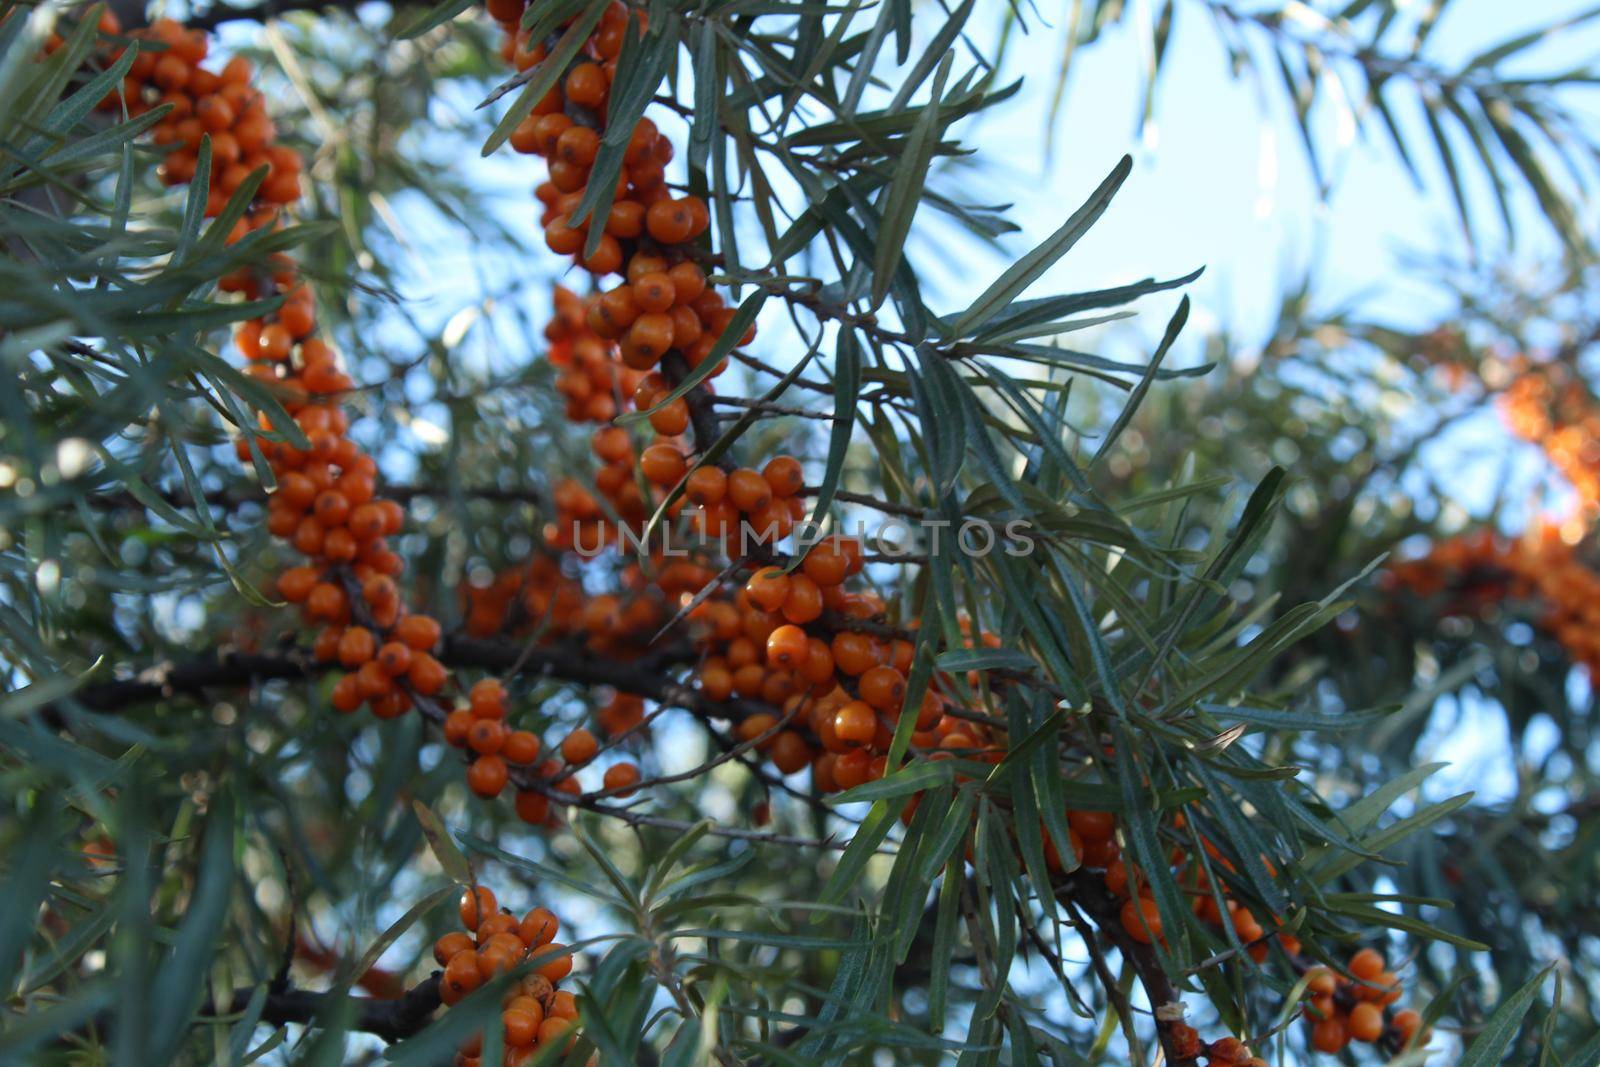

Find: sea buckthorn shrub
5;2;1593;1065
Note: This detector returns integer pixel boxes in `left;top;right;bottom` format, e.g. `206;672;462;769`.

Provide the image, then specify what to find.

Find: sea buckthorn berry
745;568;790;612
555;125;599;167
831;631;878;676
834;701;876;745
645;198;694;244
685;465;727;505
407;652;448;695
1310;1015;1347;1053
648;398;689;437
1067;809;1115;842
1392;1008;1423;1043
375;641;412;676
560;728;599;765
565;63;607;107
443;946;483;993
469;678;507;718
640;443;686;486
514;789;550;825
337;626;377;668
766;624;808;669
444;708;474;746
1348;947;1385;981
396;614;442;651
781;574;823;624
633;271;675;313
467;754;509;798
763;455;803;497
503;730;541;764
858;665;906;711
1348;1002;1383;1042
277;565;319;602
602;762;640;796
433;931;473;966
468;718;507;756
801;542;848;587
1120;896;1162;945
503;1008;538;1047
533;944;573;981
459;885;497;931
727;468;772;512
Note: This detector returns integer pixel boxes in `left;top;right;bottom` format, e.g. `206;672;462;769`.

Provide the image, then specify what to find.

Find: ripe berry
1120;896;1162;945
1348;947;1385;981
686;465;727;505
602;762;640;796
745;568;790;612
766;624;808;669
459;885;497;930
467;754;509;797
727;468;771;512
560;728;599;765
1348;1002;1383;1042
834;701;876;745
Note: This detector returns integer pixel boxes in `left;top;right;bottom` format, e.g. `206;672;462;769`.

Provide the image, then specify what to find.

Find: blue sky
950;0;1597;352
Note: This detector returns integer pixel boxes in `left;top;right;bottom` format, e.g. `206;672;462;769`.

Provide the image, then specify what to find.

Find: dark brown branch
214;974;442;1043
1059;870;1201;1067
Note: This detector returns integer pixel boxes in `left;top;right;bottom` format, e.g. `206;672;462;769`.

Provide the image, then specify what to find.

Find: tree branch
214;974;442;1042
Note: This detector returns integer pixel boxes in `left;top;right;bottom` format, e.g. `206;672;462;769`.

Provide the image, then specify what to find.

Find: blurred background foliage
2;0;1599;1064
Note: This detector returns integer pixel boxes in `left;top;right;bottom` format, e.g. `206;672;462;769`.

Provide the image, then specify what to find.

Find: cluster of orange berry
1303;948;1427;1054
90;17;302;233
90;15;559;805
1384;524;1600;673
1498;358;1600;517
435;676;641;824
435;885;580;1065
1167;1026;1268;1067
547;285;643;425
91;16;470;722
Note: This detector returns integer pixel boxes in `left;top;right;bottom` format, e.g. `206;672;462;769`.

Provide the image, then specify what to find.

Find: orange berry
396;614;441;651
602;762;640;796
1310;1015;1347;1053
766;624;808;669
1392;1008;1423;1043
443;946;483;993
337;626;377;668
1348;947;1385;981
727;468;771;512
801;542;848;587
444;708;474;747
780;574;823;624
502;1008;538;1047
830;631;878;676
514;789;550;825
858;665;906;711
560;728;599;765
459;885;497;931
763;455;803;497
640;443;687;486
519;907;559;947
833;701;876;745
1348;1002;1383;1042
503;730;542;764
433;931;473;966
744;567;790;612
645;198;694;243
407;652;448;695
468;718;507;756
1120;896;1162;945
534;943;573;981
467;754;509;797
686;465;727;505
